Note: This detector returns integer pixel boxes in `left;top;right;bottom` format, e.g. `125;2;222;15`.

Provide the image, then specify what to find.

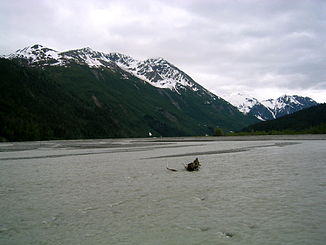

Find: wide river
1;135;326;245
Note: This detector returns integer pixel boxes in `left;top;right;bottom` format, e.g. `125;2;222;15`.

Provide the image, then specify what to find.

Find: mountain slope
0;58;127;140
225;93;318;120
242;104;326;133
1;47;258;141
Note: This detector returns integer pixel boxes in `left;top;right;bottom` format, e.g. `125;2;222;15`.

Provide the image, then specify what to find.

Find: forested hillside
0;58;257;141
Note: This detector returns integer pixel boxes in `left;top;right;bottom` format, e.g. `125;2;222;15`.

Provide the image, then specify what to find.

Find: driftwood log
166;158;201;172
184;158;201;171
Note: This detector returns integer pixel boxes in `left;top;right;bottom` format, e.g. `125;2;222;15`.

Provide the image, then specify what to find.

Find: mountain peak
8;44;60;65
81;47;94;52
15;44;57;53
146;57;166;63
30;44;45;49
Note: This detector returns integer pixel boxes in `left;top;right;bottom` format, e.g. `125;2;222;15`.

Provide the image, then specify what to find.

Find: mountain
7;44;207;93
0;44;258;141
224;93;318;121
241;103;326;134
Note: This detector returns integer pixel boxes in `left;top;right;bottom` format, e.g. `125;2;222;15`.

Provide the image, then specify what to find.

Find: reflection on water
1;136;326;245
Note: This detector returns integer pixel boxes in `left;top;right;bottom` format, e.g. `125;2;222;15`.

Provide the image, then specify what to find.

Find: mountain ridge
224;93;318;121
7;44;208;94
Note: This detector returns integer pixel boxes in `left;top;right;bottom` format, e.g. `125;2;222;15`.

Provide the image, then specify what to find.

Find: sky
1;0;326;103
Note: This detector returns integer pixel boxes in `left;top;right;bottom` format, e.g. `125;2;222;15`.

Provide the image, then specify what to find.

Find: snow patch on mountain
260;99;274;110
223;93;259;114
108;54;196;91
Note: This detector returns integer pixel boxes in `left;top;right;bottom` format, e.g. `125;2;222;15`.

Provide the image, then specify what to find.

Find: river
1;135;326;244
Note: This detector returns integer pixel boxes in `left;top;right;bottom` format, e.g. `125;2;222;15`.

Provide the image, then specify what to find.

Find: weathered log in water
184;158;201;171
166;158;201;172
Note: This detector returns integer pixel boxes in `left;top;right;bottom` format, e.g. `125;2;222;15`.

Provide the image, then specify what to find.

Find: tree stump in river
166;158;201;172
185;158;201;171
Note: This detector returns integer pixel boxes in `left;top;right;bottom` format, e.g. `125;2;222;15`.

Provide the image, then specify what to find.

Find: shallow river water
1;135;326;245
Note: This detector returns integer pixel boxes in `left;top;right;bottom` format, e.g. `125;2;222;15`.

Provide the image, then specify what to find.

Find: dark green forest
0;58;257;141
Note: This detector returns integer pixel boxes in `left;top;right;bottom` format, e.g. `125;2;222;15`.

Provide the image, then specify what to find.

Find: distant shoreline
148;134;326;142
1;134;325;145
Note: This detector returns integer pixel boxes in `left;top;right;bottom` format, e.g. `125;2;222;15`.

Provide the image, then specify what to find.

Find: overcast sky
1;0;325;102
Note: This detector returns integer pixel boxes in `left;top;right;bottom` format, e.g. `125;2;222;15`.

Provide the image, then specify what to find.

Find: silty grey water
0;135;326;244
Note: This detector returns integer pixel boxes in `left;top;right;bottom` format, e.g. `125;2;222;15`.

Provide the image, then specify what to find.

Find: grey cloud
0;0;325;102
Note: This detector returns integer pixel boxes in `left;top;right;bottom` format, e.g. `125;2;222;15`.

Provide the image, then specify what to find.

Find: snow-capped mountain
6;44;205;93
262;95;318;118
7;45;318;123
1;44;259;139
225;93;318;120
